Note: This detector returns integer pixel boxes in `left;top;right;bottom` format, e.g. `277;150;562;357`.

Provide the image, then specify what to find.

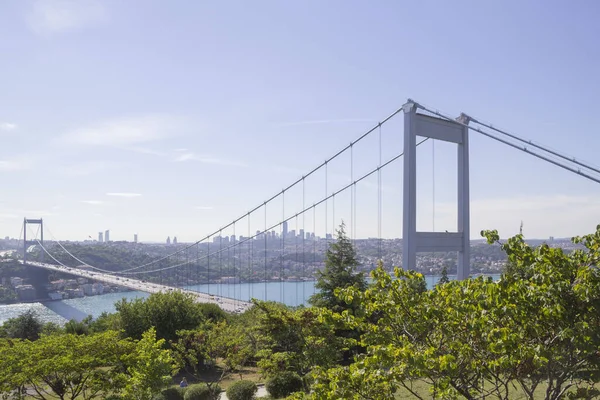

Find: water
0;274;499;324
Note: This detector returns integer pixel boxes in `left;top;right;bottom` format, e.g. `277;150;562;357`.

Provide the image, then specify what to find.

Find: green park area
1;223;600;400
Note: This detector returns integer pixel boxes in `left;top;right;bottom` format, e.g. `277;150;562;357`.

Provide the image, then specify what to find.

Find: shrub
226;380;257;400
151;394;167;400
163;386;186;400
183;383;220;400
266;371;303;398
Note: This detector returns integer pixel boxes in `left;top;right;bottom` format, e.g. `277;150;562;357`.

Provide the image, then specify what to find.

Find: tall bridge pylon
402;100;471;279
23;218;44;264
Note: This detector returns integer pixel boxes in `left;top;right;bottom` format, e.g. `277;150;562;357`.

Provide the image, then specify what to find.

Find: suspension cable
415;102;600;185
469;116;600;176
119;139;430;275
108;106;406;274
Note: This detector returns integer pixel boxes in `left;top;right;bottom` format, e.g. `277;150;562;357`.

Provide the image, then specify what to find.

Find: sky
1;0;600;243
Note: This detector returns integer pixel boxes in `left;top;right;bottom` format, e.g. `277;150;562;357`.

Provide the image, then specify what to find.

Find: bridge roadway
20;261;253;313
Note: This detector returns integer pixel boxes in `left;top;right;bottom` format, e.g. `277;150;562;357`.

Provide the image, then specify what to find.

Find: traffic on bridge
20;260;253;313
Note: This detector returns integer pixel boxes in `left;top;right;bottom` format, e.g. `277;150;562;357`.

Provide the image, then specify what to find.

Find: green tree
116;291;205;342
0;330;134;399
121;327;179;400
0;310;43;341
308;222;366;313
254;301;345;379
438;265;450;285
308;226;600;400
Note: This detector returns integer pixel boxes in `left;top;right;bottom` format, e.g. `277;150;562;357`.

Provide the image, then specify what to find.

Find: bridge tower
23;218;44;264
402;100;471;280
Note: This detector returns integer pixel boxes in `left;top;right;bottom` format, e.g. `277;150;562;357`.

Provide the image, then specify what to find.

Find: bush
163;386;186;400
266;372;304;398
183;383;220;400
151;394;167;400
226;380;257;400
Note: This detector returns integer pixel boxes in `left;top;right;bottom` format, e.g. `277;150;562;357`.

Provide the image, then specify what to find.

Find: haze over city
1;0;599;242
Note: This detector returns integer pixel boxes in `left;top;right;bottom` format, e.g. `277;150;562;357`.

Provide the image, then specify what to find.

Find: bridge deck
21;261;253;313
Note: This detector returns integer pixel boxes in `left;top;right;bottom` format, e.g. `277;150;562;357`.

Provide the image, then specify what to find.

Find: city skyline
1;1;600;242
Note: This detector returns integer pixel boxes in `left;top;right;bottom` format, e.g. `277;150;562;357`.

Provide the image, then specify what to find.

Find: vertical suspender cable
325;162;328;247
233;221;236;306
332;195;336;238
313;204;317;296
281;192;285;303
185;247;189;288
378;123;382;260
432;139;436;268
207;239;210;295
248;213;252;300
295;214;299;306
264;203;267;301
351;144;354;241
302;178;306;304
219;229;223;297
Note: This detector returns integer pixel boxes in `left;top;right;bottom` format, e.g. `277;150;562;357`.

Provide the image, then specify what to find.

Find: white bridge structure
16;98;600;312
20;260;252;313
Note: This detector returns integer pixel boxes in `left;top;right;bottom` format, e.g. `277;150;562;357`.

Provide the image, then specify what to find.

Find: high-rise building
299;229;304;240
166;236;171;245
173;236;178;244
98;232;103;242
105;230;110;242
282;221;288;238
134;234;138;243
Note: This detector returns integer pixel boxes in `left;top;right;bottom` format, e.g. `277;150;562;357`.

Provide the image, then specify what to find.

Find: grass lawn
174;360;264;391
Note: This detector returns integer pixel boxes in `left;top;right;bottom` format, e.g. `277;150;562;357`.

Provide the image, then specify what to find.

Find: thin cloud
60;114;185;147
81;200;104;205
27;0;107;35
106;192;142;198
57;161;116;176
129;147;167;156
274;119;377;128
195;206;214;210
0;122;17;131
0;157;34;172
173;152;247;167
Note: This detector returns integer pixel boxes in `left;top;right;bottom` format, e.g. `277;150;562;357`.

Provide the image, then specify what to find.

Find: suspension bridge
13;99;600;312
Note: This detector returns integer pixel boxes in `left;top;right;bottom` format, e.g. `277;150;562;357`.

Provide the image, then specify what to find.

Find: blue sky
1;0;599;242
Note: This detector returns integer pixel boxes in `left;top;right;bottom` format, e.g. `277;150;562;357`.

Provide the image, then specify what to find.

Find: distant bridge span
20;260;253;313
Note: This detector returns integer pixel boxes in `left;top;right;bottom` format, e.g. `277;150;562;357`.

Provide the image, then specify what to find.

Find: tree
0;330;134;399
121;327;179;400
308;226;600;400
0;310;43;341
481;227;600;399
116;291;205;342
254;301;345;379
308;222;366;313
438;265;450;285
